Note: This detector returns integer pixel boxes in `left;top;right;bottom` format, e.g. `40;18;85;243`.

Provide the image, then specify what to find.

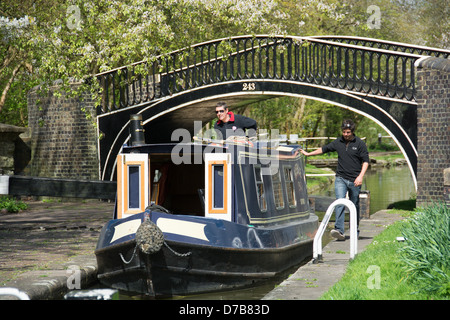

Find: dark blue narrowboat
95;138;318;296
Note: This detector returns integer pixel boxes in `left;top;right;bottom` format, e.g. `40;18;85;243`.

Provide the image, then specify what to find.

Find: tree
415;0;449;48
0;2;37;125
0;0;287;125
0;0;447;127
246;0;449;137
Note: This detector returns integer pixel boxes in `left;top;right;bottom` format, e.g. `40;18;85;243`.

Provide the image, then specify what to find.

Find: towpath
262;210;404;300
0;200;113;299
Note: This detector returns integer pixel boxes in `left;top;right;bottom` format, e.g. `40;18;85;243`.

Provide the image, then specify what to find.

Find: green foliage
0;196;28;213
1;0;286;125
321;219;430;300
368;142;400;152
399;203;450;298
1;0;448;127
321;203;450;300
246;96;393;144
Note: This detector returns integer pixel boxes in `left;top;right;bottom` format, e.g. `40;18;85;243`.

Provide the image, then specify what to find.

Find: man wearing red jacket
300;119;369;241
214;102;257;140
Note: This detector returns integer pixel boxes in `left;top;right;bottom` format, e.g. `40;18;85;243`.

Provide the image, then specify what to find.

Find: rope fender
135;219;165;254
119;216;192;264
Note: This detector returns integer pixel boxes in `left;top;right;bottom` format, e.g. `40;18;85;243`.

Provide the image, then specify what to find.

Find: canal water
315;165;415;213
109;165;416;300
119;264;308;301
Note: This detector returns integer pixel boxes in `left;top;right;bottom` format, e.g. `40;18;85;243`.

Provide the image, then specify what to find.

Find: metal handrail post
312;198;358;264
312;200;334;263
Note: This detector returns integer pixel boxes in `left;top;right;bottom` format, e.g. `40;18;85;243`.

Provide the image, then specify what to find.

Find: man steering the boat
299;119;369;241
214;101;257;140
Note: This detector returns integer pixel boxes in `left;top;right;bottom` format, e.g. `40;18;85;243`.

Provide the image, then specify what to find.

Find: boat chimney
129;114;145;146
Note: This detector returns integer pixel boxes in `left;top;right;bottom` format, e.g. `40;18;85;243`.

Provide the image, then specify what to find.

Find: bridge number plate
242;82;256;91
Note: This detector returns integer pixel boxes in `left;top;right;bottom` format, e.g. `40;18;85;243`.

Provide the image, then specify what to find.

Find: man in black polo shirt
214;102;257;140
300;119;369;240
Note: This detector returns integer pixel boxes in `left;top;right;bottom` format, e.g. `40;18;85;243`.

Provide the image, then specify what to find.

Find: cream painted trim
110;219;141;243
157;218;208;241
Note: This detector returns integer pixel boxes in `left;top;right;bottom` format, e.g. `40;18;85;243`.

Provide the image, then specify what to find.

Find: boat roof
122;140;302;157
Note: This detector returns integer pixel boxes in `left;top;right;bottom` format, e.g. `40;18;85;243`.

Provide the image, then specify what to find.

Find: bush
399;203;450;298
0;196;28;213
368;142;400;152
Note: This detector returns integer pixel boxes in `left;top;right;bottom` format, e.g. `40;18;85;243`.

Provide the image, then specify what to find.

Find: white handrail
313;198;358;263
0;288;30;300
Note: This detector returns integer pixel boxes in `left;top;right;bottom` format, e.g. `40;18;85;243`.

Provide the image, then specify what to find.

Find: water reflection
316;165;415;213
119;263;310;300
363;166;415;212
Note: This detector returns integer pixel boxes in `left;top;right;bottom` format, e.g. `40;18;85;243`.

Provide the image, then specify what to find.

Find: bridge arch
100;79;418;188
96;35;449;189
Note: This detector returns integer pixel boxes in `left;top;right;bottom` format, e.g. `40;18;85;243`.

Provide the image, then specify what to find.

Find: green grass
321;218;421;300
321;204;450;300
305;164;334;193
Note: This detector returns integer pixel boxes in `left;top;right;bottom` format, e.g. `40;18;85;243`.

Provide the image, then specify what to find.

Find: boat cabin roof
122;141;302;158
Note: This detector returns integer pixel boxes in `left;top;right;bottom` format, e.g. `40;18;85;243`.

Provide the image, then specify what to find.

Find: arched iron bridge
94;35;450;185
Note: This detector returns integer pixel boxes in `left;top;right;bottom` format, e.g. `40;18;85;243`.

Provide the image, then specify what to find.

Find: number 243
242;83;256;91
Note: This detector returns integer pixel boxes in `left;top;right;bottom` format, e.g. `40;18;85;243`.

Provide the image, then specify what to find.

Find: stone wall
415;57;450;207
27;82;99;180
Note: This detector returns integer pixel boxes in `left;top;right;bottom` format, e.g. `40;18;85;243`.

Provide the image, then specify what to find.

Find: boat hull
95;210;318;296
96;237;313;296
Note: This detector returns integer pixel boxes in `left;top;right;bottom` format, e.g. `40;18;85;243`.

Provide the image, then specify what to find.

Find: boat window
254;165;267;212
116;153;149;219
128;165;141;209
205;153;231;220
212;164;224;209
273;169;285;210
284;165;297;208
294;162;307;206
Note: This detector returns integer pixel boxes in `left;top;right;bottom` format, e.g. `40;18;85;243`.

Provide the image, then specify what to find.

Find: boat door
204;153;232;221
116;153;149;219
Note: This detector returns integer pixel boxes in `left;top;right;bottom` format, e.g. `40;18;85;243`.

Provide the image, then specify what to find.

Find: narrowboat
95;135;319;297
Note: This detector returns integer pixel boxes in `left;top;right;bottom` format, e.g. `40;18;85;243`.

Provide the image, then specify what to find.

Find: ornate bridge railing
310;36;450;58
95;35;447;114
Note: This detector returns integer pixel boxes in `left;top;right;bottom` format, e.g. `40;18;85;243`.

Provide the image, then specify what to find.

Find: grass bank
320;203;449;300
305;164;334;194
